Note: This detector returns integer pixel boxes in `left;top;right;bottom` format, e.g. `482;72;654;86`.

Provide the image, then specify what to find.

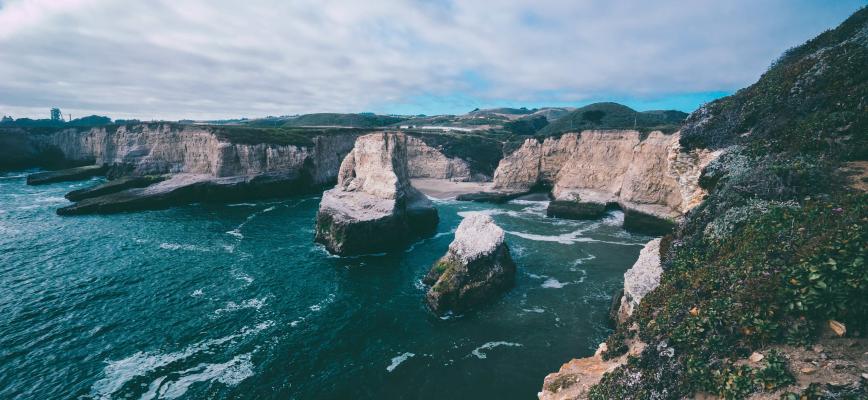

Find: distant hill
282;113;404;128
536;102;687;135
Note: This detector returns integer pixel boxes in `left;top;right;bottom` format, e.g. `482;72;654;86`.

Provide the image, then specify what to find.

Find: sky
0;0;864;121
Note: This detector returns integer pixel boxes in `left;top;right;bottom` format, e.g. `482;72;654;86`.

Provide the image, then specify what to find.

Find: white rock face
492;130;722;219
618;238;663;322
33;124;355;184
405;136;472;182
315;132;438;255
424;212;515;314
448;213;506;265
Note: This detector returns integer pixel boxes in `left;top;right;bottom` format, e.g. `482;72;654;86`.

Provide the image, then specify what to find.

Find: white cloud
0;0;862;119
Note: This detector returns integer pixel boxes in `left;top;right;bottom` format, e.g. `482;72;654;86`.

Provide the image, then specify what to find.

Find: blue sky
0;0;865;120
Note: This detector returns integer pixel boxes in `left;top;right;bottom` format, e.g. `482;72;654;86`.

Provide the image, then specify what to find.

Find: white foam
35;196;68;203
232;271;254;284
225;229;243;239
214;297;267;315
386;352;415;372
541;278;568;289
470;341;522;359
91;321;272;399
142;353;255;399
522;307;546;313
159;243;211;252
191;289;204;297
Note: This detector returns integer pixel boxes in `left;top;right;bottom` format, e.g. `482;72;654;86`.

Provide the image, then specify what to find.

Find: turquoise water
0;171;649;399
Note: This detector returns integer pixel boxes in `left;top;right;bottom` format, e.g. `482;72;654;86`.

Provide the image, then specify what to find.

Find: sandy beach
411;178;492;199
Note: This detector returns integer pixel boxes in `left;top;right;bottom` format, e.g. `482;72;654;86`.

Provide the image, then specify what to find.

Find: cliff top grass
589;8;868;399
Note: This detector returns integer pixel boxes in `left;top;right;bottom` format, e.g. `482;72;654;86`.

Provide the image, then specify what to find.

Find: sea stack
424;213;516;314
314;132;439;256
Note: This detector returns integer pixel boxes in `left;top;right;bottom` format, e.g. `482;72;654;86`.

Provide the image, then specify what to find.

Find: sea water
0;172;649;399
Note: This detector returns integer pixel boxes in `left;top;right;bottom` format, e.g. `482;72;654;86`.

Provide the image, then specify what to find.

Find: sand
411;178;492;200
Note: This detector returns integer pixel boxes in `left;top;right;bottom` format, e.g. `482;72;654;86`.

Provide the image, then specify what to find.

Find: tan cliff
492;130;721;220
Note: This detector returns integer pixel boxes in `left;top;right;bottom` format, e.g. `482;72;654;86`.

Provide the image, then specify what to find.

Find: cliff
3;124;485;214
314;132;438;255
492;130;720;225
550;8;868;399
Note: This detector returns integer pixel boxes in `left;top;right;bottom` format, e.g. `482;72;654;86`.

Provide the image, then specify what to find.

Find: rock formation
490;130;721;233
617;238;663;324
1;124;482;215
405;135;473;182
539;340;646;400
314;132;438;256
423;213;516;314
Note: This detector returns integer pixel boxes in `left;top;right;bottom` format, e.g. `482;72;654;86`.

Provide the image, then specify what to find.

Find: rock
64;175;168;201
455;191;526;204
622;208;676;235
617;238;662;323
26;165;107;185
608;287;625;328
405;135;472;181
829;320;847;337
57;172;307;215
539;339;646;400
749;352;765;363
800;367;818;375
424;213;516;314
314;132;438;256
490;130;721;227
546;200;608;220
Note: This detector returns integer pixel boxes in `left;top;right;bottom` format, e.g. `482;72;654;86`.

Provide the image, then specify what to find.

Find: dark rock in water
455;191;525;204
65;175;168;201
622;209;675;235
314;132;439;256
424;213;516;314
546;200;607;220
27;165;107;185
57;172;306;215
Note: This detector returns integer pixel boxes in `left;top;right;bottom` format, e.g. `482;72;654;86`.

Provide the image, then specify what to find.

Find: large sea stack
314;132;439;256
424;213;516;314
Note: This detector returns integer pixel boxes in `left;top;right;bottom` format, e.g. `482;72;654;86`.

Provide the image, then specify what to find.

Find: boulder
617;238;662;323
314;132;438;256
424;213;516;314
546;200;608;220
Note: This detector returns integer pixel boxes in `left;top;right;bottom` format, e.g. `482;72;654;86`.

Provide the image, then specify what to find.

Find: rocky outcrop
617;238;663;323
26;165;107;185
314;132;438;256
423;213;516;314
539;339;646;400
64;175;167;201
405;136;473;181
490;130;721;231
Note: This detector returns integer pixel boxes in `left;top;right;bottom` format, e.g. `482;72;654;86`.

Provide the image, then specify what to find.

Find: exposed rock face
314;132;438;256
491;130;721;229
423;213;516;314
539;339;646;400
617;238;662;323
26;165;107;185
405;136;472;181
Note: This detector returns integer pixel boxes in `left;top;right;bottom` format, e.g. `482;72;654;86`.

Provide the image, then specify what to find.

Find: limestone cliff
405;135;473;182
314;132;438;256
617;238;662;323
492;130;721;221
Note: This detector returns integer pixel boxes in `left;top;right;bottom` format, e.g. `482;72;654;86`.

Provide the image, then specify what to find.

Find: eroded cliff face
32;125;337;182
405;136;473;182
493;130;721;219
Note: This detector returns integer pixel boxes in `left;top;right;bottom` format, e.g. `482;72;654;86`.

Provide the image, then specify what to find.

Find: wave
470;341;522;359
226;205;280;240
91;321;273;399
386;352;415;372
140;353;255;399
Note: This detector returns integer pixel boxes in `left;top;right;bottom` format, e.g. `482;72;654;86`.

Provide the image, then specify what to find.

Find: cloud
0;0;862;119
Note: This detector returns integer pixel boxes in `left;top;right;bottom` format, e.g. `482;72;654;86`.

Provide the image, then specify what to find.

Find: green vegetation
411;131;505;176
589;8;868;399
503;115;549;135
281;113;404;128
537;102;687;136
